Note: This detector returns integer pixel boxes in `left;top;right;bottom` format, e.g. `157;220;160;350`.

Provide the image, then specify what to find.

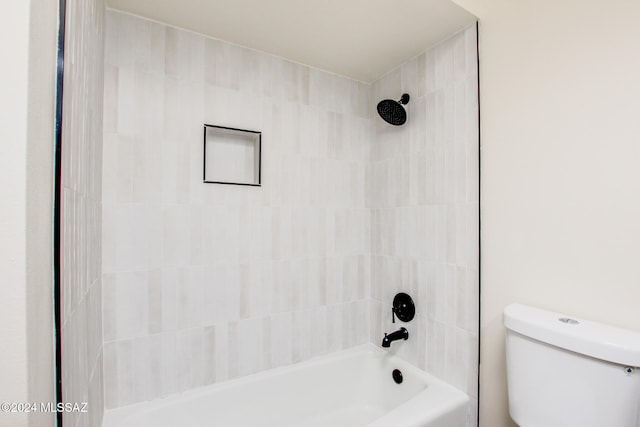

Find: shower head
377;93;410;126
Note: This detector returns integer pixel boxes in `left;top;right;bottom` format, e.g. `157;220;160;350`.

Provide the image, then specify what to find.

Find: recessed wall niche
203;124;262;186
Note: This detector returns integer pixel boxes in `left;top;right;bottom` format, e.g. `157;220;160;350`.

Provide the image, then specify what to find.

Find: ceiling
106;0;477;83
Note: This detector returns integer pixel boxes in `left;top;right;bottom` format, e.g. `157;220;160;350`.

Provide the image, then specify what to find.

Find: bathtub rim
102;343;469;427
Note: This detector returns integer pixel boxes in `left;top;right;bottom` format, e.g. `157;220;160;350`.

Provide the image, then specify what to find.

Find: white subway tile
102;11;478;413
236;318;260;376
103;341;118;409
270;313;292;368
133;334;163;402
116;271;148;340
116;339;135;406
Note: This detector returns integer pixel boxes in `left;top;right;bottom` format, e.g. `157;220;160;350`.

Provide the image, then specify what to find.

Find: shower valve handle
391;293;415;323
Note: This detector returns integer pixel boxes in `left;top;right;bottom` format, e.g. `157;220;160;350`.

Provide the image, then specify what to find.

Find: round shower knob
392;292;415;322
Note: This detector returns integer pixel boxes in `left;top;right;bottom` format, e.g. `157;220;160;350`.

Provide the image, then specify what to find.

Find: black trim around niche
203;124;262;187
54;0;66;425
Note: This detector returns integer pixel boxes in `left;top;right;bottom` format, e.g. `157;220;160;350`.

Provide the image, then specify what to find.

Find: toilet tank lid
503;303;640;367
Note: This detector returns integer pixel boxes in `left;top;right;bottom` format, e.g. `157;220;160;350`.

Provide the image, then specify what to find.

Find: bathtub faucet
381;327;409;348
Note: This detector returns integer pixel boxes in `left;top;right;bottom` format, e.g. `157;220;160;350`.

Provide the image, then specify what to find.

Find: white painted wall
452;0;640;425
25;0;57;425
0;3;31;425
1;1;57;426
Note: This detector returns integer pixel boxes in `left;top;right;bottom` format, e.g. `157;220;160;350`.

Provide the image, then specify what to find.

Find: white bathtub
102;344;469;427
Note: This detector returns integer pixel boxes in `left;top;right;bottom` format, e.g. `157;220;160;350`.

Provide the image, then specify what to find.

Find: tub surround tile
103;342;118;409
370;26;479;427
103;12;478;427
115;270;148;340
61;0;106;425
132;334;163;402
104;10;370;408
112;339;134;408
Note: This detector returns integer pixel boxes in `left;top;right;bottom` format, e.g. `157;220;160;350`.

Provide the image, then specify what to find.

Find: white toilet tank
504;303;640;427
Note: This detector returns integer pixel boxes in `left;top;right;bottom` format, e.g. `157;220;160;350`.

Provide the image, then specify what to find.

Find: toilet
503;303;640;427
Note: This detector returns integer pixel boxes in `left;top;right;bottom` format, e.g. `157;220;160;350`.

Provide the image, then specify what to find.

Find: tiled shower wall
101;10;479;422
102;11;371;408
61;0;105;426
369;26;479;425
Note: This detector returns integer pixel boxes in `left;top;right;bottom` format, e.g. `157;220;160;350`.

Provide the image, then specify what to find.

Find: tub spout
381;327;409;348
